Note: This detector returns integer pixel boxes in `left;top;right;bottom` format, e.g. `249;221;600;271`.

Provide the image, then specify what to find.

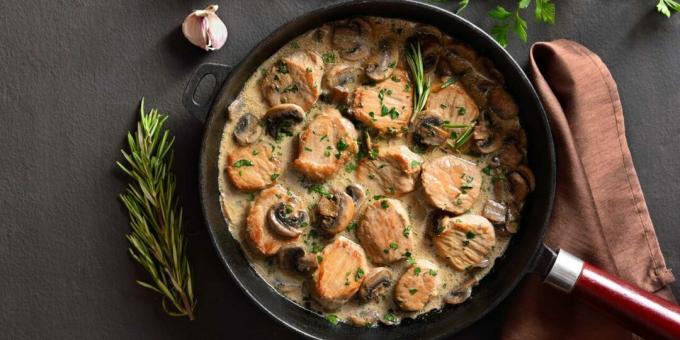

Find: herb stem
406;43;431;123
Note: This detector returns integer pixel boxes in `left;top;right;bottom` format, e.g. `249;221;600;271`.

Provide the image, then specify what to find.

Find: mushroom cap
316;189;356;235
267;202;309;238
365;38;399;82
263;103;306;139
359;267;393;301
246;185;303;256
233;113;262;146
332;18;372;61
277;245;318;274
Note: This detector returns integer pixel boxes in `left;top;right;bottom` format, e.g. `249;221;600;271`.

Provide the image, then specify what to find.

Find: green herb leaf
441;75;460;88
535;0;556;23
489;5;512;20
518;0;531;9
325;314;339;325
513;11;529;43
233;159;254;168
490;24;510;48
270;173;280;181
409;288;418;295
457;0;470;14
321;52;336;64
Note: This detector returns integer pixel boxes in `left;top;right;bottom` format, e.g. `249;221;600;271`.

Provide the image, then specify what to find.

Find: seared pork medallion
217;17;533;326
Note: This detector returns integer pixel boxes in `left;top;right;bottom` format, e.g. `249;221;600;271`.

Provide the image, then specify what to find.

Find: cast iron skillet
183;1;680;338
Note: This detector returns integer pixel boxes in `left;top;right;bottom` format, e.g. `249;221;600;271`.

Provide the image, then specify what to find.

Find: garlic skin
182;5;228;51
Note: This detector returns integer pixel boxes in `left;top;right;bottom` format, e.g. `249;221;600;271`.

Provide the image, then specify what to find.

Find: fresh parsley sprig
657;0;680;17
485;0;554;48
117;99;196;320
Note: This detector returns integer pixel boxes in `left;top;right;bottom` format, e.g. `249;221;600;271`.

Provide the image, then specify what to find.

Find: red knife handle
544;249;680;339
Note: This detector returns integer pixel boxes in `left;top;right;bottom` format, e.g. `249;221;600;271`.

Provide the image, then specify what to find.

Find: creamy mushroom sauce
217;17;532;327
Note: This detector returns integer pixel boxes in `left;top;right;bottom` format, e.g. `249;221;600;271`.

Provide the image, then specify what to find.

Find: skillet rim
197;0;556;338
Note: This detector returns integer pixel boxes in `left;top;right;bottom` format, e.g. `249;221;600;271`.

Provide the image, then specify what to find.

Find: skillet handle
544;249;680;339
182;63;232;123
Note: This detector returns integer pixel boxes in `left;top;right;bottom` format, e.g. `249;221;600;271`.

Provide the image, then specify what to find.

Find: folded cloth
500;40;676;339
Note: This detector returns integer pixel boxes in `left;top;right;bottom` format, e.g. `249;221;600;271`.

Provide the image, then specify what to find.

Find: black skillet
183;1;680;338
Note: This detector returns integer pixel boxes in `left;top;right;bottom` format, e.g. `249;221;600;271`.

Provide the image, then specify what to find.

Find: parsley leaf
657;0;680;17
535;0;556;23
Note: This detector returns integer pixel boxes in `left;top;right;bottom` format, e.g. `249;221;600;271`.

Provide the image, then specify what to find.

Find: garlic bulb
182;5;228;51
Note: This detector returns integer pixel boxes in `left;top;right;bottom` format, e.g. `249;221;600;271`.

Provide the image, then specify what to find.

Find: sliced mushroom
394;260;440;312
505;205;520;234
488;87;518;119
499;143;523;169
345;183;366;207
413;113;449;147
488;155;502;169
317;189;356;235
324;64;365;104
475;124;503;154
246;186;303;256
278;245;318;274
233;113;262;145
444;277;476;305
432;214;496;271
366;39;399;82
508;172;529;203
515;165;535;192
267;202;309;238
482;199;507;226
359;267;393;301
263;103;306;139
349;310;380;327
332;18;372;61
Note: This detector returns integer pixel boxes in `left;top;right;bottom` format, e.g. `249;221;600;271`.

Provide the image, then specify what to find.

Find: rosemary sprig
117;99;196;320
406;43;432;123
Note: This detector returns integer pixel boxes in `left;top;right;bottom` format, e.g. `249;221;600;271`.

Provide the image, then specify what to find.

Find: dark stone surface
1;1;677;338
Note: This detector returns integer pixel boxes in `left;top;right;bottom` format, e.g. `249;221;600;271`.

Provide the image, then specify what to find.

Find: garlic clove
182;5;228;51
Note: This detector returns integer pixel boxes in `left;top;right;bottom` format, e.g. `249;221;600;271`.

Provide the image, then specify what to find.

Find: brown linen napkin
500;40;676;340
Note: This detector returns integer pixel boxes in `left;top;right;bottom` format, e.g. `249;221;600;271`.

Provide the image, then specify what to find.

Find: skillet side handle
182;63;232;123
545;249;680;339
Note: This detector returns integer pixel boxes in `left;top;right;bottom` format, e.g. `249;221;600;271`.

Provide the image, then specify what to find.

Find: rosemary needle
117;99;196;320
406;43;431;123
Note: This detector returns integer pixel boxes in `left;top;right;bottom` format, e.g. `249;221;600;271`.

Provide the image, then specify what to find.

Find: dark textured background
1;0;678;338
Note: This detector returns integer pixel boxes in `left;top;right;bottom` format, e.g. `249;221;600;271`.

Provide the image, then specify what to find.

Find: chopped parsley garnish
270;173;280;181
232;159;253;168
325;314;339;325
466;231;477;239
346;222;357;232
324;149;331;157
309;184;332;198
457;106;467;115
409;288;418;295
414;267;422;276
252;149;259;155
388;61;397;68
403;251;416;265
482;166;493;176
384;312;397;323
381;200;390;209
403;225;412;237
389;242;398;250
355;268;365;281
410;160;421;169
247;193;255;202
368;148;379;160
344;162;357;173
391;75;401;82
304;146;313;152
290;41;300;49
372;194;386;200
317;255;323;263
435;224;446;235
320;134;328;141
336;139;349;151
321;51;336;64
276;60;288;74
282;84;299;93
428;269;437;276
462;240;470;246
